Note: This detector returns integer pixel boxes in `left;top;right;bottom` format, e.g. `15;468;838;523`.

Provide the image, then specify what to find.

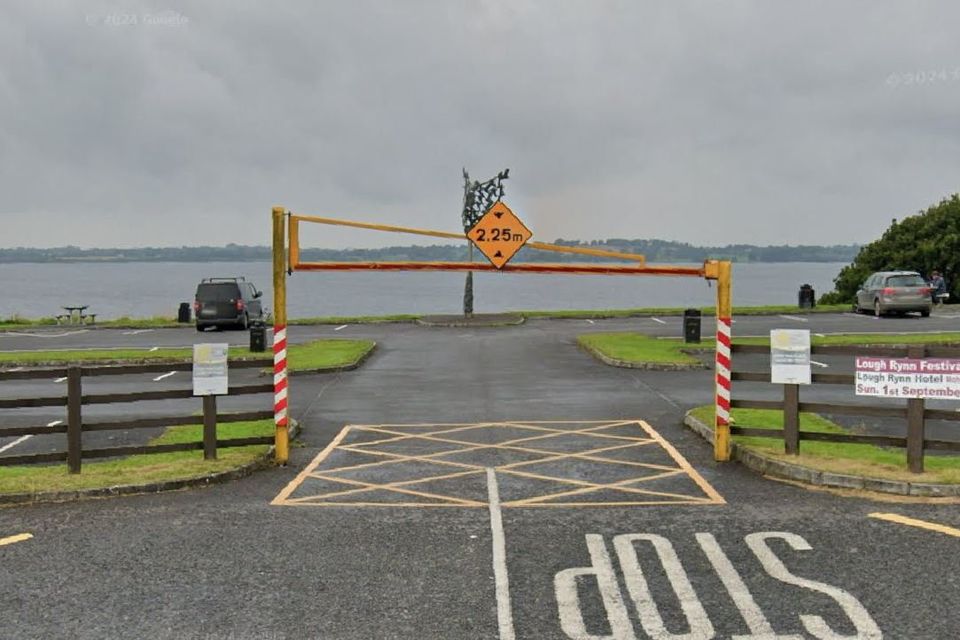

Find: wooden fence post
783;383;800;455
203;395;217;460
906;345;926;474
66;366;82;474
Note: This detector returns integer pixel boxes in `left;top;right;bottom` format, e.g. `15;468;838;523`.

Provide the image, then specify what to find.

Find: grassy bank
0;419;273;495
578;333;702;365
689;406;960;484
581;331;960;366
0;338;375;370
1;304;851;330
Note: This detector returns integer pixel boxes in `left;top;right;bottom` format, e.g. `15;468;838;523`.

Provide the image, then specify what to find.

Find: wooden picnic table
57;306;96;325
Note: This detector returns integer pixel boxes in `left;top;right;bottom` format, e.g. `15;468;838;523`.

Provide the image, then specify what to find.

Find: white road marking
810;360;829;368
122;329;154;336
1;330;89;338
7;367;23;372
814;333;826;338
651;317;667;325
779;314;808;323
0;435;33;454
149;347;159;352
54;377;67;383
696;533;803;640
585;319;595;325
614;534;714;638
46;420;62;427
486;468;516;640
556;535;634;640
333;324;348;331
746;532;882;639
153;371;177;382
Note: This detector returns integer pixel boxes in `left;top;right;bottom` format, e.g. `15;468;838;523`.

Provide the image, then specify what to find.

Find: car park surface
1;313;959;638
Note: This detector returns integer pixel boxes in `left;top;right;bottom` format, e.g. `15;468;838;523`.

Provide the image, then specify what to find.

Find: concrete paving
1;316;959;638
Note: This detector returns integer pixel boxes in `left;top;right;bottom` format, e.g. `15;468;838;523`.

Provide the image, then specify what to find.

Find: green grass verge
689;406;960;485
0;419;273;495
1;305;852;329
0;338;375;370
578;333;702;365
582;331;960;366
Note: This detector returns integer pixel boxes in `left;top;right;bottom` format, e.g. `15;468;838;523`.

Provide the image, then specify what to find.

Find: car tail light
920;287;931;295
882;287;895;295
236;299;245;311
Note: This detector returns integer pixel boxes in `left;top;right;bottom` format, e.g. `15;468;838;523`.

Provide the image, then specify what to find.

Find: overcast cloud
1;1;959;249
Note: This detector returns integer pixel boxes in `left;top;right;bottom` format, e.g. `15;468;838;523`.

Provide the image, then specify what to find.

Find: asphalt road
1;314;959;639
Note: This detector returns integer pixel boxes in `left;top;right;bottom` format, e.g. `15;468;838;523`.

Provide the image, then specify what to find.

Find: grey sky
2;1;959;249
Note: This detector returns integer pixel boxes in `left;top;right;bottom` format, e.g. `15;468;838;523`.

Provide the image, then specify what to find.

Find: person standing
929;270;947;304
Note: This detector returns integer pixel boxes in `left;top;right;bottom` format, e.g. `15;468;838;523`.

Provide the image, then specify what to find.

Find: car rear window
196;283;240;300
885;275;925;287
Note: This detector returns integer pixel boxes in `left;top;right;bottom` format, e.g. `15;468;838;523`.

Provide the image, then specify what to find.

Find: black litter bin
249;323;267;352
682;308;701;344
798;284;816;309
177;302;191;323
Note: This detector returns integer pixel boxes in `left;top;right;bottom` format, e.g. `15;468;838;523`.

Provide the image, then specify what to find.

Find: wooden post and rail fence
0;360;275;472
730;343;960;473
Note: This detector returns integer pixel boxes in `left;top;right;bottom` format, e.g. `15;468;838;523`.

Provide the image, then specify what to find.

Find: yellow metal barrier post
272;206;290;464
714;260;733;461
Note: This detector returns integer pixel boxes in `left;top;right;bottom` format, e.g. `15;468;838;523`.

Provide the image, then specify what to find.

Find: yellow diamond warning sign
467;201;532;269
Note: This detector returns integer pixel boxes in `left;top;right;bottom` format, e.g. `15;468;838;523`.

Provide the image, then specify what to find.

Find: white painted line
1;330;90;338
153;371;177;382
810;360;829;368
0;435;32;454
696;533;803;639
7;367;23;372
779;314;808;323
815;333;826;338
54;377;67;383
486;468;516;640
333;324;348;331
122;329;154;336
46;420;62;427
651;317;667;325
149;347;159;352
585;319;595;325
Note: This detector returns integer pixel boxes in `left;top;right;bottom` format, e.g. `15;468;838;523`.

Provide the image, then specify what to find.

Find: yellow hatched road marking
272;420;725;508
869;512;960;538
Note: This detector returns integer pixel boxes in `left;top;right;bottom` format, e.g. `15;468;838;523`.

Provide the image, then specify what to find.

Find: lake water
0;261;845;320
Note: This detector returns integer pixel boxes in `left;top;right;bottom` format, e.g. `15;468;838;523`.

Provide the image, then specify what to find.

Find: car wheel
921;309;931;318
196;324;205;332
874;300;883;317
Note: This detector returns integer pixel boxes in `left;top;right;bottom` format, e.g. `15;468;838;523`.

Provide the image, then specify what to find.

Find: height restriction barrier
271;206;734;464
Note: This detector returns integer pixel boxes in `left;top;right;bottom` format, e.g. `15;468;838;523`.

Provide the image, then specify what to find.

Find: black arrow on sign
494;251;503;258
494;212;503;218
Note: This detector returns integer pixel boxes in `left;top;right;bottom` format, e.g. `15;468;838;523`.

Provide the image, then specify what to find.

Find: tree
819;194;960;304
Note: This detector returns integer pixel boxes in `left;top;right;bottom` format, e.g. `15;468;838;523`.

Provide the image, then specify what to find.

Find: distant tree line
0;239;859;264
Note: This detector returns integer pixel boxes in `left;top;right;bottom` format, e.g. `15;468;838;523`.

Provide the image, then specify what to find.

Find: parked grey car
854;271;932;317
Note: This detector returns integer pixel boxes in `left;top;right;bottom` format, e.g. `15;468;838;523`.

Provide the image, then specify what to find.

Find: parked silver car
854;271;932;317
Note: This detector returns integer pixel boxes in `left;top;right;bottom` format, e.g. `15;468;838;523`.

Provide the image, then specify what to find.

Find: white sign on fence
855;356;960;399
193;343;229;396
770;329;811;385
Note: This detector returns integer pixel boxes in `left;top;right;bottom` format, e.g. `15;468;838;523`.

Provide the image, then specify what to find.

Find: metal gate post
272;206;290;465
714;260;733;461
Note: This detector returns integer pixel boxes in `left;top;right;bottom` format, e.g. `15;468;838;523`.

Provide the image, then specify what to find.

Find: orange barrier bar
292;261;705;277
289;213;646;264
